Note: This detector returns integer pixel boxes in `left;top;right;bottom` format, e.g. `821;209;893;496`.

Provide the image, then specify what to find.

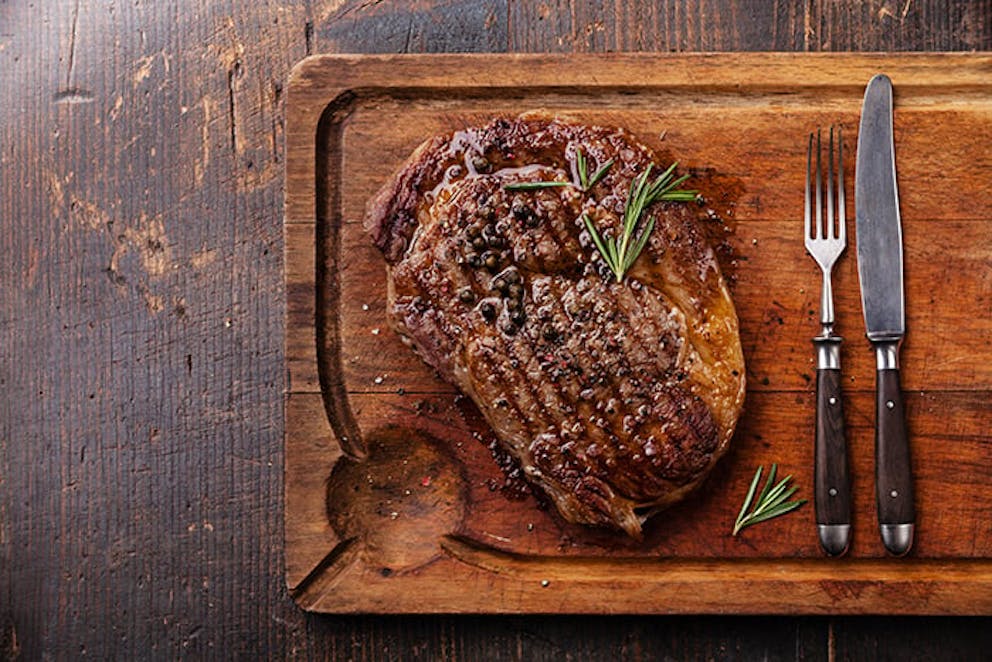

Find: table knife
855;74;915;556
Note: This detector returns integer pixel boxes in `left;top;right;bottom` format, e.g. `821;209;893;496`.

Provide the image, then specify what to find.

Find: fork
805;127;852;557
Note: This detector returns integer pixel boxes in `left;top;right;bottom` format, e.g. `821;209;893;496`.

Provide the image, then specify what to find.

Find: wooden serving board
285;53;992;614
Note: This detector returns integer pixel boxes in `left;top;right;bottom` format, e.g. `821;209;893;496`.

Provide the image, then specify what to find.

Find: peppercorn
472;236;487;250
483;252;499;271
458;288;475;304
507;283;523;299
471;154;491;173
480;301;496;321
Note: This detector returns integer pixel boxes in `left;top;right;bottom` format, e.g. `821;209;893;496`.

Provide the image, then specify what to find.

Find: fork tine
815;129;823;240
837;126;846;244
827;127;835;238
805;133;813;241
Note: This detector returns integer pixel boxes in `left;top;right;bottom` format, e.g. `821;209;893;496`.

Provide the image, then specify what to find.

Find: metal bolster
872;338;902;370
813;336;842;370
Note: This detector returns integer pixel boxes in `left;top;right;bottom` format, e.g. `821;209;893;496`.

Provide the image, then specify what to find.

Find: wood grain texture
285;53;992;613
2;0;991;658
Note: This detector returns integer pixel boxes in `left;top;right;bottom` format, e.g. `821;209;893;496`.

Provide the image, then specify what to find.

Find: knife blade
855;73;915;556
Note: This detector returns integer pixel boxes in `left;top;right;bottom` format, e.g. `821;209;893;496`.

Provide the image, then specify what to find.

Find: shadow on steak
365;114;745;538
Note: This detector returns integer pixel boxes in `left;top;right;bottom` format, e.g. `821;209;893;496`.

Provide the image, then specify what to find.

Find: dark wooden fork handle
813;337;851;556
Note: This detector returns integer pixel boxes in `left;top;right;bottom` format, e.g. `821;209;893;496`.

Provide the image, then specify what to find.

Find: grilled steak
366;114;745;538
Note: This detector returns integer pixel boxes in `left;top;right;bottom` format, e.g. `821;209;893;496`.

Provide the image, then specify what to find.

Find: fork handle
813;336;851;556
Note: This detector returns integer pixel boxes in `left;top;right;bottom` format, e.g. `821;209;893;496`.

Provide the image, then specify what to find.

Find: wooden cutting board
284;53;992;614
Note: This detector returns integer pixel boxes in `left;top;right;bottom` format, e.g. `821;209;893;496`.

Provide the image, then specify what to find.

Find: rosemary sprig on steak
583;162;696;282
503;180;571;191
575;147;614;191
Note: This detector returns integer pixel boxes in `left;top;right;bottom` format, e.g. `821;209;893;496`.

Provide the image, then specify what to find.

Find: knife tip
868;73;893;89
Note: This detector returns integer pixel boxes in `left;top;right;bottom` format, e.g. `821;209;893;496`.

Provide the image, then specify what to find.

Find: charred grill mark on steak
366;114;745;538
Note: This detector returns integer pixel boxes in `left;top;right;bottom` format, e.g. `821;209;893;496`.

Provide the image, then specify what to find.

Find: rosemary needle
503;181;571;191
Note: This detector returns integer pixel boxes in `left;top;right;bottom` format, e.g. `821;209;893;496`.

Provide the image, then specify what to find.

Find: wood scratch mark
47;170;65;217
195;97;212;186
402;17;414;53
227;66;239;155
322;0;385;25
25;245;39;289
66;0;80;86
109;95;123;120
901;0;913;18
133;54;156;86
54;88;95;104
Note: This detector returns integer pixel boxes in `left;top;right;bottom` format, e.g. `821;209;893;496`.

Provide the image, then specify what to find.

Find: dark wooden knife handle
875;367;916;554
814;367;851;529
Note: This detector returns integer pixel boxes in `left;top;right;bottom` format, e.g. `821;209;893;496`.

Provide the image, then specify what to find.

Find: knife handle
874;342;915;556
813;337;851;556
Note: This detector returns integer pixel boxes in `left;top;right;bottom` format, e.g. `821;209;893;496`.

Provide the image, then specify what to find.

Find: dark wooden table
2;1;990;659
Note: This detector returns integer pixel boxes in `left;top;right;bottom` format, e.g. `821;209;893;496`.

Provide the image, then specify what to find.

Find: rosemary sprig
576;147;614;191
732;464;807;536
503;181;571;191
582;162;696;282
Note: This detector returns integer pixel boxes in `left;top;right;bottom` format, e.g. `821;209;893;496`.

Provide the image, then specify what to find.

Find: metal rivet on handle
829;397;837;405
890;490;899;498
829;488;837;497
886;400;895;409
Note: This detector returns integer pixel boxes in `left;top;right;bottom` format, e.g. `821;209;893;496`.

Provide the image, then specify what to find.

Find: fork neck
820;265;835;328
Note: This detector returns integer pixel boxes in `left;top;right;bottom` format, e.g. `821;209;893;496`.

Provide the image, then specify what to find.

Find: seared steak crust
366;114;745;537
